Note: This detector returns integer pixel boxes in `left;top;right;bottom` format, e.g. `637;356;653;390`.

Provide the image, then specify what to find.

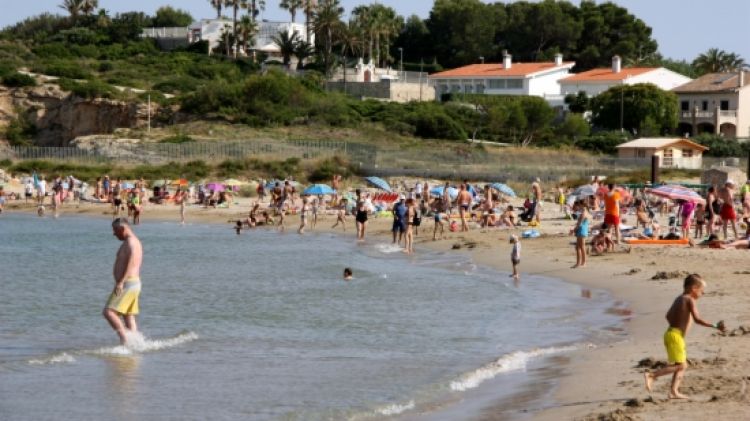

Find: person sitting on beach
591;227;615;255
644;274;726;399
499;205;516;228
718;238;750;249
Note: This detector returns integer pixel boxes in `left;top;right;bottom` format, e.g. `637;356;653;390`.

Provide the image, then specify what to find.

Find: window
701;100;708;111
682;149;693;158
488;79;505;89
720;100;729;110
681;101;689;111
636;150;646;158
476;84;485;94
663;149;673;166
506;79;523;89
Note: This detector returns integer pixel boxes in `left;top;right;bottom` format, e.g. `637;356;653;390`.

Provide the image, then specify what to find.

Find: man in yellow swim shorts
103;218;143;345
643;274;726;399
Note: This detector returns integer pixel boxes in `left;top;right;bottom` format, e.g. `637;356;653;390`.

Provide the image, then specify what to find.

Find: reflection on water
105;355;141;418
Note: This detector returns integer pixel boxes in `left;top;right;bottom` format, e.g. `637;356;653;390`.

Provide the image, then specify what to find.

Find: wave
376;400;415;416
373;243;404;254
450;345;579;392
26;331;199;365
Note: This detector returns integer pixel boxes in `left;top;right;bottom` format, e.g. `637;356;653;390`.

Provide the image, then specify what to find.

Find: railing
719;110;738;118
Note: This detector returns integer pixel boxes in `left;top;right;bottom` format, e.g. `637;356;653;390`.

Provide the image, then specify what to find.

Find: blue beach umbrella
364;176;392;192
430;186;459;199
490;183;516;197
303;184;335;195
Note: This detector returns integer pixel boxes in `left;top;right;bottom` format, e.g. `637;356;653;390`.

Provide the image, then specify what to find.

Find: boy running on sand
644;274;726;399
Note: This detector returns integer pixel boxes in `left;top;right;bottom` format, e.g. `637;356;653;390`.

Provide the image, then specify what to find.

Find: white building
428;53;575;106
559;56;693;97
188;19;312;57
616;137;708;169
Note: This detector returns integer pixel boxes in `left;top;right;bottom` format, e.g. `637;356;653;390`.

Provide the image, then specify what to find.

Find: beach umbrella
223;179;245;187
205;182;225;192
647;185;705;204
303;184;335;195
571;185;597;198
364;176;392;192
490;183;516;197
170;179;189;187
430;186;459;199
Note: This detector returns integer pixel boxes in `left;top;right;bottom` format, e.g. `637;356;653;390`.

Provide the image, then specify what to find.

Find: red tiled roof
429;62;574;78
561;67;656;83
672;71;750;93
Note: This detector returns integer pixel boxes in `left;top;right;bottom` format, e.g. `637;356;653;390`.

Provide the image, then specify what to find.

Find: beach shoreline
3;196;749;420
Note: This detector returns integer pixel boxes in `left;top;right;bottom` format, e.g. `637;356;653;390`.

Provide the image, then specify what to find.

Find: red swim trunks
604;214;620;227
720;203;736;221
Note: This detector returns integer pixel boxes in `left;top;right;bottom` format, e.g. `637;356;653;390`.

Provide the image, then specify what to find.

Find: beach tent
364;176;392;192
490;183;516;197
303;184;335;195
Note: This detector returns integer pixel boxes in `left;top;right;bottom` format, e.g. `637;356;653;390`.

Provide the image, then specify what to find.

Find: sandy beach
2;190;749;421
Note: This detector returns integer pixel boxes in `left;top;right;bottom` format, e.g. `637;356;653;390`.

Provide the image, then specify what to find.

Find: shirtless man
643;274;726;399
531;178;543;224
719;180;738;239
456;184;472;232
103;218;143;345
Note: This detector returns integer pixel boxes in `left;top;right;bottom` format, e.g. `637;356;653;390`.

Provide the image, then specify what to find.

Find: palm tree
293;40;314;70
693;48;746;74
220;24;233;56
272;30;300;67
249;0;266;23
303;0;317;42
210;0;223;18
338;21;362;91
351;5;374;62
280;0;304;23
80;0;98;16
224;0;248;59
238;15;258;57
59;0;84;21
313;0;345;76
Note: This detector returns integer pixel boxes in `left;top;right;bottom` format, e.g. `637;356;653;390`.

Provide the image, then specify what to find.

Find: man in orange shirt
604;183;622;243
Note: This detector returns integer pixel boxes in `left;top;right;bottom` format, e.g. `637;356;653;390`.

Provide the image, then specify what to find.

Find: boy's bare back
665;294;696;336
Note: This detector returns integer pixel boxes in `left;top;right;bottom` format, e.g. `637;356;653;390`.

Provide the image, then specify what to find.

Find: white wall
560;81;616;97
629;68;692;91
527;68;571;97
737;86;750;137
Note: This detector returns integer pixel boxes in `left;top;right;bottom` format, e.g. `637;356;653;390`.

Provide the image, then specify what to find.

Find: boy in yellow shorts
644;274;726;399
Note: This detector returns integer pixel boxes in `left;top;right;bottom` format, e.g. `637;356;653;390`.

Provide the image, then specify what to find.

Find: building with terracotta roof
672;70;750;138
559;56;692;97
616;137;708;169
428;53;575;106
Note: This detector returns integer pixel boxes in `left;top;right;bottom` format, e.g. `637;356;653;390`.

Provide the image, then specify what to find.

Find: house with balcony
428;53;575;107
672;71;750;138
188;19;311;59
559;56;693;97
616;137;708;169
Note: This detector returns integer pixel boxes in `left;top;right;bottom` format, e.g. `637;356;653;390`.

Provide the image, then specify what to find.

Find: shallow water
0;213;621;420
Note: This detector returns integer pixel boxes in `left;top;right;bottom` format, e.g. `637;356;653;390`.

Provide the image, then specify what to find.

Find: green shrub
58;78;119;99
2;72;36;87
0;159;12;168
693;134;750;157
4;114;36;146
37;61;91;79
309;156;352;183
160;133;195;144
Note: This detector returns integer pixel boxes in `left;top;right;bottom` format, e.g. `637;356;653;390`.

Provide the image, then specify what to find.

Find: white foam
377;400;415;416
27;331;199;365
450;345;577;392
28;352;76;365
374;243;404;254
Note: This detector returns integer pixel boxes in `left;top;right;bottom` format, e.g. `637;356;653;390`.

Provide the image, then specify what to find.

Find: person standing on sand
404;198;416;254
355;199;368;241
332;174;341;205
719;180;738;239
331;198;347;231
298;196;309;234
571;200;590;268
103;218;143;345
603;184;622;244
644;274;726;399
531;178;543;224
392;195;406;245
442;181;452;217
456;184;472;232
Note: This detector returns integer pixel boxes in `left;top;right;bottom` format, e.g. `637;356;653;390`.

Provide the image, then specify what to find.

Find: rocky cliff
0;83;158;146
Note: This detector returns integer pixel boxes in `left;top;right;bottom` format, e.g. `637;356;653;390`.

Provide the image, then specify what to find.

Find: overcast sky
1;0;748;63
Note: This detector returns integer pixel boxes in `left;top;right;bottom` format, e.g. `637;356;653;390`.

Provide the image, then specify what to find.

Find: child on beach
509;235;521;280
694;203;705;239
298;196;309;234
644;274;726;399
571;200;590;268
431;197;445;241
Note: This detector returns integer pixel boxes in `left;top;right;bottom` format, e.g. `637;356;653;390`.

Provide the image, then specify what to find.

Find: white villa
672;70;750;138
428;53;575;106
188;19;311;58
559;56;692;97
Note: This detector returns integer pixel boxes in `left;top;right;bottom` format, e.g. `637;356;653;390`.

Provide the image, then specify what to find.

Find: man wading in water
103;218;143;345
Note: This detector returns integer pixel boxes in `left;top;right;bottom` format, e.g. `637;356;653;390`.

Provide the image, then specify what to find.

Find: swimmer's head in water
343;267;353;280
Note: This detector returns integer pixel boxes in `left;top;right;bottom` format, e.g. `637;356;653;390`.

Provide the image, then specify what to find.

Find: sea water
0;213;623;420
